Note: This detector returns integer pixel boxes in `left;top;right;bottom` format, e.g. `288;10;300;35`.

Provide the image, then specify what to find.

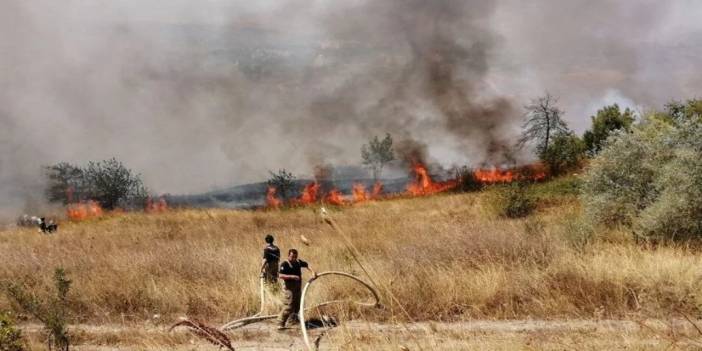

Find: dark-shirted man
277;248;316;329
260;234;280;286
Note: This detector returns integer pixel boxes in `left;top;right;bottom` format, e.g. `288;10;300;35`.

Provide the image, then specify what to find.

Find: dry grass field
2;178;702;349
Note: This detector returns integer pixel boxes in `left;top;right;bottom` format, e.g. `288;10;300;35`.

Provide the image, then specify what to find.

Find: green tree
84;158;147;210
267;169;296;200
44;163;87;204
361;133;395;180
541;133;586;176
517;94;570;155
583;104;636;155
45;158;147;210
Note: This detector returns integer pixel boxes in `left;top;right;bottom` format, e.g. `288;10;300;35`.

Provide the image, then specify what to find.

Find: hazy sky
1;0;701;213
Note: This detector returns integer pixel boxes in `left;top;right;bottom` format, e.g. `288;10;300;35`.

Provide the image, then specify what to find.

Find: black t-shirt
279;260;308;277
263;244;280;263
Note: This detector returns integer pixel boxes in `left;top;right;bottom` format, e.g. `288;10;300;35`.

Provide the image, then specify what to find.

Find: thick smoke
1;0;700;216
310;0;518;166
492;1;700;122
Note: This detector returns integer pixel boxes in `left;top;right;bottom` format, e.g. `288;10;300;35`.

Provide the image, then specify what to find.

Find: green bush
0;311;25;351
581;106;702;241
540;133;586;176
4;268;72;351
496;182;536;218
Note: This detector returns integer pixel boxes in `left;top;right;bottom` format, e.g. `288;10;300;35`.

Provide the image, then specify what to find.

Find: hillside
1;178;702;349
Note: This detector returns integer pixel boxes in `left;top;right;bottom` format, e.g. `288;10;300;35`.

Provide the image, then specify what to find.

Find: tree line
45;158;147;210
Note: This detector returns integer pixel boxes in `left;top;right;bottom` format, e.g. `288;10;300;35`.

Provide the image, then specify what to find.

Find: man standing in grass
260;234;280;287
277;248;317;329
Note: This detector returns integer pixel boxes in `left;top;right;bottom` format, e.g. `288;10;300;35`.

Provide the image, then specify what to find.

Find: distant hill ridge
165;177;411;209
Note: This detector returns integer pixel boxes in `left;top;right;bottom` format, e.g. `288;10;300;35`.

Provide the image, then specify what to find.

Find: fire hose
219;271;380;351
174;207;384;351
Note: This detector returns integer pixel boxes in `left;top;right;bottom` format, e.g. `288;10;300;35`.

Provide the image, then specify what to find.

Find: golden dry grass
16;319;702;350
1;187;701;329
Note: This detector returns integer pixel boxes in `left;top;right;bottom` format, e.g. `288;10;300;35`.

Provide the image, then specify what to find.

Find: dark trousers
277;284;302;326
263;261;279;286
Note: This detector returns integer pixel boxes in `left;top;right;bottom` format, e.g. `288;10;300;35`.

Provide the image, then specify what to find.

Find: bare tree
517;94;570;155
361;133;395;181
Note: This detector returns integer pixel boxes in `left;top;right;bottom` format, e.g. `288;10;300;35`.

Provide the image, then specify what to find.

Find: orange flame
352;183;369;202
262;163;547;209
294;182;320;205
67;200;103;221
474;164;547;183
145;196;168;213
326;188;345;206
372;181;384;198
474;167;516;183
266;186;282;208
406;163;459;196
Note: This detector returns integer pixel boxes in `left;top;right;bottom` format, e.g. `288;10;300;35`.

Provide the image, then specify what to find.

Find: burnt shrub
452;166;484;193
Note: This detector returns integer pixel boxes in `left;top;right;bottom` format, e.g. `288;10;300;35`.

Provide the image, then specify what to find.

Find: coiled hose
220;271;380;351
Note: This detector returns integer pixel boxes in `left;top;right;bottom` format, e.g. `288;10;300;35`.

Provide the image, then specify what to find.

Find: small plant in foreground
0;311;26;351
4;268;71;351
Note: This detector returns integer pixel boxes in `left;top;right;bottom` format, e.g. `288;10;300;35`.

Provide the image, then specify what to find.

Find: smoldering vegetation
1;0;700;216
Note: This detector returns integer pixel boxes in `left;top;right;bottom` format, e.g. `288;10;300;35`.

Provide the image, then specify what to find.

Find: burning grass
1;178;700;328
266;162;547;208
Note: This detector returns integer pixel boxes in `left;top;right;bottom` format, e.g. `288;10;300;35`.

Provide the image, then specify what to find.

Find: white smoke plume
1;0;700;215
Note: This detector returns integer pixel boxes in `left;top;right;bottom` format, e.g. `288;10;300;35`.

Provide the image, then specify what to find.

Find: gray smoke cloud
1;0;700;215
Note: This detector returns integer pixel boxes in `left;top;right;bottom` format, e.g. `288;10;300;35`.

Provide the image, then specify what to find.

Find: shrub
4;268;72;351
581;109;702;241
495;182;536;218
0;311;25;351
540;133;586;176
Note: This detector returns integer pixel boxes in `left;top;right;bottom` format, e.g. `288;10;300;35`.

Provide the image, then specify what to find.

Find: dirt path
18;319;701;350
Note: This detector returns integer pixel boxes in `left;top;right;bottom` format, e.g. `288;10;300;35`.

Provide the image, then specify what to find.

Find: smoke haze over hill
1;0;701;213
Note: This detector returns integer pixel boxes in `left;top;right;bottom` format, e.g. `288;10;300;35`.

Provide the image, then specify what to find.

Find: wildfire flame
372;181;383;198
474;168;516;183
325;188;345;206
263;162;547;208
266;186;282;208
474;164;547;184
67;200;103;221
145;196;168;213
297;182;320;205
352;183;369;202
406;163;459;196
